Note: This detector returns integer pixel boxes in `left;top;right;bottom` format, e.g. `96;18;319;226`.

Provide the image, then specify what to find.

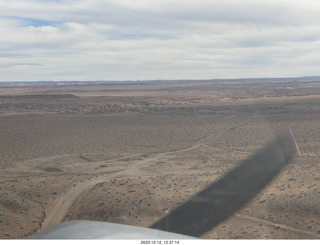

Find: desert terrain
0;78;320;239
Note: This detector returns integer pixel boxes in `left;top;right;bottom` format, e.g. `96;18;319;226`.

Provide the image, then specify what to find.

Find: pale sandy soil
0;80;320;239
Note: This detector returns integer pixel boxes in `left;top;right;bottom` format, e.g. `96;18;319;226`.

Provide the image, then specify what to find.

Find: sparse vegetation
0;80;320;239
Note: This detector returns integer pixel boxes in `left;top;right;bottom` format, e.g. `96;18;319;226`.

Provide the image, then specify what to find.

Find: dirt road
41;117;254;229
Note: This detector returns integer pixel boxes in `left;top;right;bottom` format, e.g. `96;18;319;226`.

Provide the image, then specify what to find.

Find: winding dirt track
41;118;253;229
39;116;320;239
235;214;320;238
42;155;151;228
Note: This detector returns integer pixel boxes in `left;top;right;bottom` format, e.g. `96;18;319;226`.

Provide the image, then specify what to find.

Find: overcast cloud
1;0;320;81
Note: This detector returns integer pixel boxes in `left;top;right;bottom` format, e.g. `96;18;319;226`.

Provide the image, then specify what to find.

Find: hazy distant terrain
0;79;320;239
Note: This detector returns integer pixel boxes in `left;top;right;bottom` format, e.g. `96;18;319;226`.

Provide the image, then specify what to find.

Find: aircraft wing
28;220;195;239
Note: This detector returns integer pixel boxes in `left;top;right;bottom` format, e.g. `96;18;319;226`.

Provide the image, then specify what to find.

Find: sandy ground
0;79;320;239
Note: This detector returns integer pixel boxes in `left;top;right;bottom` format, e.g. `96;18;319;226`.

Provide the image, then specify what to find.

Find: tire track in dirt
196;117;254;145
235;214;320;238
41;116;254;230
41;155;155;228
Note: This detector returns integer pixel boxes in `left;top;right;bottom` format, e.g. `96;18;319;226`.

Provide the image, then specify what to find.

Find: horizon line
1;75;320;84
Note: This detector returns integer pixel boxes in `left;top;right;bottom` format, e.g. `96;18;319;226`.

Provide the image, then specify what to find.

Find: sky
1;0;320;81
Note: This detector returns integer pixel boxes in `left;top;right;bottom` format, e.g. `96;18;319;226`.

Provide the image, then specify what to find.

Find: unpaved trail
41;115;318;239
41;117;254;230
196;117;254;145
41;155;155;228
235;214;320;239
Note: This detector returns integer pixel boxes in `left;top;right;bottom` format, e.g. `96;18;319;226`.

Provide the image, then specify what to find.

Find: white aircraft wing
28;220;195;239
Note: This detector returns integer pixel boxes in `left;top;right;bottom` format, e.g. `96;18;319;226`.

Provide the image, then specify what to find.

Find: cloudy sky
1;0;320;81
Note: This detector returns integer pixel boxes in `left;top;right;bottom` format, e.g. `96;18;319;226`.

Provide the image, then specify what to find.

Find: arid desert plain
0;79;320;239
